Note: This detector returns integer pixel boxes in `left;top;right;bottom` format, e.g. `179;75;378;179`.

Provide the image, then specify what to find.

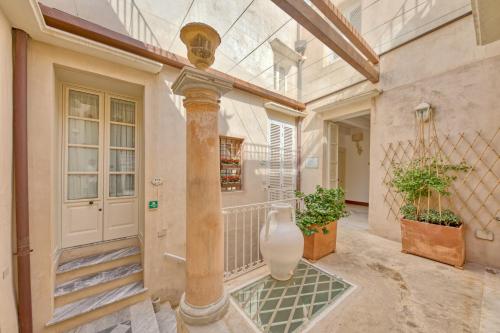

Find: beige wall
27;40;184;331
26;36;299;330
220;95;298;207
0;8;18;333
342;127;370;203
370;15;500;267
303;15;500;267
301;97;373;195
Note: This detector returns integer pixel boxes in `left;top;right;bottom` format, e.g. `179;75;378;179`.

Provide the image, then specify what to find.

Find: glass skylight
231;260;353;333
40;0;471;102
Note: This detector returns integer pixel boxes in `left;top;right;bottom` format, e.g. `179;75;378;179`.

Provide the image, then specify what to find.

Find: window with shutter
267;120;297;201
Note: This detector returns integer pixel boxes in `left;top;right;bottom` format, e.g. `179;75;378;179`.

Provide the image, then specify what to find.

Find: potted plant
295;186;349;261
391;158;469;268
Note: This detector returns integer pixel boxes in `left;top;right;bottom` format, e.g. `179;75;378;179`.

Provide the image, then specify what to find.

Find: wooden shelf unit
220;136;243;192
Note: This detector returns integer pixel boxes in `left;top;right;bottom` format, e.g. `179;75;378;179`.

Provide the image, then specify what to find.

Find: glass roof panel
40;0;472;103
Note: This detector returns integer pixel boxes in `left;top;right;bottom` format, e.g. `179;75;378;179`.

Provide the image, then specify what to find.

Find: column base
178;290;229;326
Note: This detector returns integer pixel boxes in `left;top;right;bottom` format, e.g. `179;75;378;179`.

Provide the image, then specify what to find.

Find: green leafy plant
420;208;461;227
400;203;461;227
295;186;349;236
400;203;417;221
391;158;469;227
392;158;468;202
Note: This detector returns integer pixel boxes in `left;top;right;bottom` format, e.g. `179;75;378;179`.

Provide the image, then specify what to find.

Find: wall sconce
351;132;363;155
415;102;431;122
180;22;221;70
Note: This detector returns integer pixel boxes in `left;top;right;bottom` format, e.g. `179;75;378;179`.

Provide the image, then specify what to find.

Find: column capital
172;66;234;98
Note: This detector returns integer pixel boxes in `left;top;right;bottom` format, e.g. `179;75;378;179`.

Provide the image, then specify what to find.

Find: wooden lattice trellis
381;127;500;232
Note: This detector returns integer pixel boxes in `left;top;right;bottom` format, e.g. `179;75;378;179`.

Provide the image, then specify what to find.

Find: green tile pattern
231;261;352;333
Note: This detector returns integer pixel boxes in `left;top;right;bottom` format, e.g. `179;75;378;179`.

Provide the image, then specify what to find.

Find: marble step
64;299;160;333
57;246;141;274
48;281;147;326
59;237;140;265
55;263;143;297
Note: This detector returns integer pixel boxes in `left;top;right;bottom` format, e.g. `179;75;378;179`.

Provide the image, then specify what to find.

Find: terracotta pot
302;221;337;262
401;218;465;268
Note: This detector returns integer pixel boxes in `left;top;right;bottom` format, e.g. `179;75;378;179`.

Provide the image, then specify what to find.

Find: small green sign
148;200;159;209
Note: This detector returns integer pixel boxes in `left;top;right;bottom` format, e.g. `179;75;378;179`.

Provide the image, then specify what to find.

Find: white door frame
60;83;141;248
327;121;339;189
323;109;371;190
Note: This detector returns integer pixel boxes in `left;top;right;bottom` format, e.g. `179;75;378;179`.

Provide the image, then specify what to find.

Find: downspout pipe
13;28;33;333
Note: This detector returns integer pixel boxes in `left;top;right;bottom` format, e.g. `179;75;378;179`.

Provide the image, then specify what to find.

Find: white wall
0;8;19;333
219;91;298;207
24;35;302;330
343;128;370;203
369;16;500;267
303;15;500;267
300;0;473;102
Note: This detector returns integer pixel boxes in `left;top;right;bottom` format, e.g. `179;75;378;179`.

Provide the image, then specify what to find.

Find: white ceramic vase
260;203;304;281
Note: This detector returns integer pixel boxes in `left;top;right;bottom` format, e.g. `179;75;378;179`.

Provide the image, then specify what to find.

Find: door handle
89;201;94;205
98;208;102;212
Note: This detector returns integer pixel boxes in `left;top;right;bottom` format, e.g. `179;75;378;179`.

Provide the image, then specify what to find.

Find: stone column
172;67;233;325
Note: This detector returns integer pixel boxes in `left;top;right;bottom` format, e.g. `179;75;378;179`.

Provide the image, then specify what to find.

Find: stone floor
66;300;160;333
223;204;500;333
68;205;500;333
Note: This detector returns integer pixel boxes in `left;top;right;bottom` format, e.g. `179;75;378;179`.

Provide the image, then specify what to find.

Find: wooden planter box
303;221;337;262
401;218;465;268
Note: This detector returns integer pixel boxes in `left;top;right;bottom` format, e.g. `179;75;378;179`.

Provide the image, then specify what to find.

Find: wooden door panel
62;202;103;247
103;95;139;241
103;199;138;240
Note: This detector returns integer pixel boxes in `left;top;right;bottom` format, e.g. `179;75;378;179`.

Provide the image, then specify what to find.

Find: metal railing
107;0;162;48
222;197;302;281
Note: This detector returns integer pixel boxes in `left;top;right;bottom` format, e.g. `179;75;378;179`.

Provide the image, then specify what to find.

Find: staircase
47;238;149;332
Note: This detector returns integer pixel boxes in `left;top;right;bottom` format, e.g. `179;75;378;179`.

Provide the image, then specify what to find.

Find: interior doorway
61;85;140;248
327;113;370;207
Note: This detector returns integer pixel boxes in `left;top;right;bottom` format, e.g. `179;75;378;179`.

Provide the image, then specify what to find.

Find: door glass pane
110;98;135;124
110;124;135;148
68;147;99;172
68;175;98;200
69;90;99;119
109;174;134;197
110;150;135;172
68;119;99;145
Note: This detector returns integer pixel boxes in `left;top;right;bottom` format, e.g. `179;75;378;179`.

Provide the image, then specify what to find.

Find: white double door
62;86;139;248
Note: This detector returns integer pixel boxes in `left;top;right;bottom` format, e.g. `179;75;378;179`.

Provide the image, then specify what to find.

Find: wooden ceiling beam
271;0;379;83
311;0;379;64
